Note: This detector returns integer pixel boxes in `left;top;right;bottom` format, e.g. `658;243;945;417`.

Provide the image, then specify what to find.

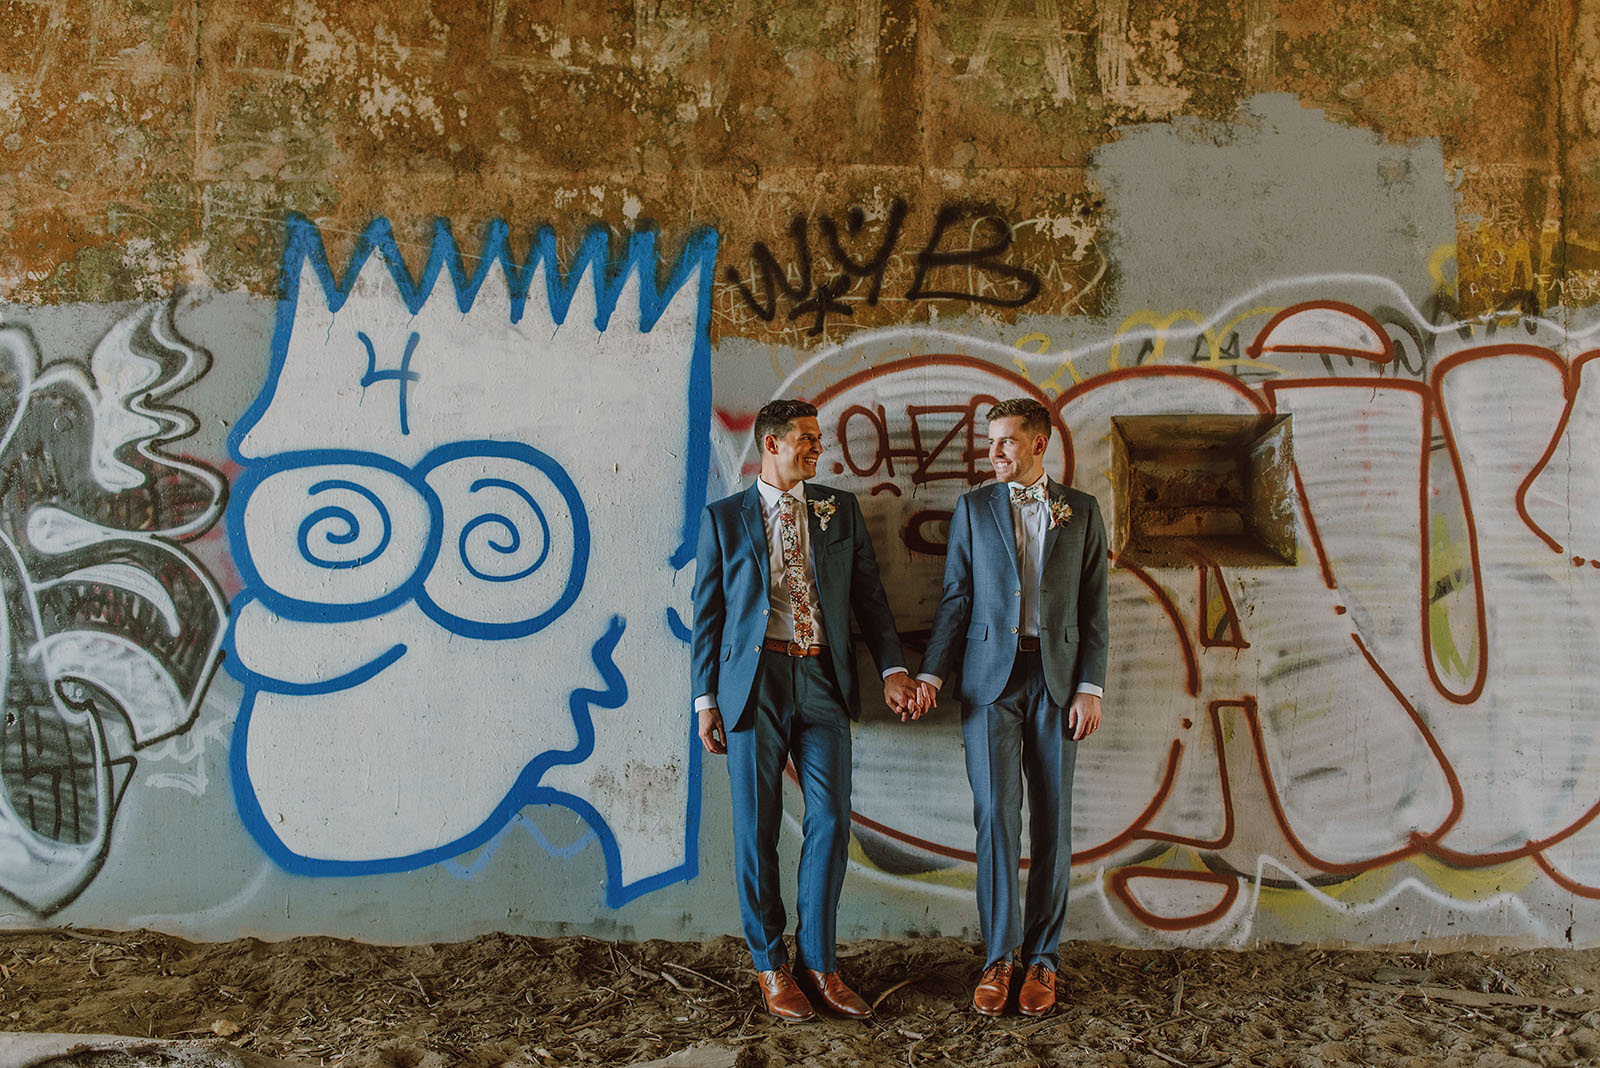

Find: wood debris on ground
0;930;1596;1066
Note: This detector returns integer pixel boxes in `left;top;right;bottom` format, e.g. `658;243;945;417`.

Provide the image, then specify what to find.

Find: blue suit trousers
725;650;852;972
962;651;1077;971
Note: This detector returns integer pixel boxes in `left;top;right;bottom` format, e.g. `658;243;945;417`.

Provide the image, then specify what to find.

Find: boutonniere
1048;499;1074;529
810;495;837;531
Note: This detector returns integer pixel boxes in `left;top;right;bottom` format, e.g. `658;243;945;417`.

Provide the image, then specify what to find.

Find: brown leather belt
1017;635;1041;652
763;637;827;658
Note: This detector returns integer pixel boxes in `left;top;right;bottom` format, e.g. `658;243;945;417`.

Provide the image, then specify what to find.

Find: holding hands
884;673;938;722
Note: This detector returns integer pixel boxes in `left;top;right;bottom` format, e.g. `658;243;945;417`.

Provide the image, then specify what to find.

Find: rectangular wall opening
1110;414;1296;568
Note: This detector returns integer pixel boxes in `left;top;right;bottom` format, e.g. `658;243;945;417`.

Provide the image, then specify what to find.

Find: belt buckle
1018;635;1041;653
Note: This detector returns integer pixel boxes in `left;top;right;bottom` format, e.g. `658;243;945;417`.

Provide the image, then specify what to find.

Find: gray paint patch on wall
1092;93;1456;316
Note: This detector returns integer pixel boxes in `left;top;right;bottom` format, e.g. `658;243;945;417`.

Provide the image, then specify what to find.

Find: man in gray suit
912;397;1109;1017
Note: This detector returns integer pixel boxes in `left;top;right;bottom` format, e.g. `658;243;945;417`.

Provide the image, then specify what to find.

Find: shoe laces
982;961;1012;982
1026;963;1053;984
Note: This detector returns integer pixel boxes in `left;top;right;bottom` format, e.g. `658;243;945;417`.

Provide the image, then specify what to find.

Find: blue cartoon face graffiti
226;217;716;903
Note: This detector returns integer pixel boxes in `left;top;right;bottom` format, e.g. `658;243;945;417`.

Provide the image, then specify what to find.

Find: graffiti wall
2;3;1598;951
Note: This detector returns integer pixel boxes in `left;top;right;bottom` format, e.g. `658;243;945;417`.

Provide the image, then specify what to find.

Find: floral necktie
779;493;816;650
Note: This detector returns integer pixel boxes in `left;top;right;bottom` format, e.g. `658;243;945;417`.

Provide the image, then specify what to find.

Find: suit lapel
803;484;835;594
739;483;770;589
985;484;1022;585
1041;478;1069;568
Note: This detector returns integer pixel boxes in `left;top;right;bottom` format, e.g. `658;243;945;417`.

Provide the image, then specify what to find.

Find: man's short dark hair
753;399;818;448
986;398;1052;441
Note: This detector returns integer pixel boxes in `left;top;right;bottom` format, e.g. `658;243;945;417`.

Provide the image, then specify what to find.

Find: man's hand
884;672;919;720
897;679;938;722
698;706;727;755
1067;693;1101;741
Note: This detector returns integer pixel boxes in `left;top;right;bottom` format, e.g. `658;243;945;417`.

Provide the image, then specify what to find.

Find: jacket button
1010;627;1019;634
1015;589;1021;596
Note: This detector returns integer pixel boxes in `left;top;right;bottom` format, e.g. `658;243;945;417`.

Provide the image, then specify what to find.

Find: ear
762;433;778;455
1032;434;1049;457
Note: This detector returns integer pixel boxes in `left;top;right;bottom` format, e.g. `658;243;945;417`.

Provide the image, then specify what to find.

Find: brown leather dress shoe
798;968;873;1018
971;960;1013;1016
1017;963;1056;1016
757;965;816;1021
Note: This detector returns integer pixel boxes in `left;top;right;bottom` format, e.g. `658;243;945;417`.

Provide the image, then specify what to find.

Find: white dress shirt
918;473;1104;700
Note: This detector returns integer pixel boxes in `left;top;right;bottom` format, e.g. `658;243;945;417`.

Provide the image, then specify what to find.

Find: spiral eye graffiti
458;478;552;582
418;442;588;639
299;480;394;570
235;454;434;620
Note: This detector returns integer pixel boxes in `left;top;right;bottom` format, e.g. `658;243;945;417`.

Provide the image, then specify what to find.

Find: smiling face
762;415;824;490
987;414;1048;486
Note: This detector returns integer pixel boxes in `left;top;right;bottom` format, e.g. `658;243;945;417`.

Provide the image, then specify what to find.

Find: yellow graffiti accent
1204;588;1229;642
1208;306;1284;364
1459;223;1600;311
1089;305;1283;380
1108;308;1209;371
1428;242;1458;292
848;833;976;889
1428;514;1478;683
1012;332;1077;388
1408;853;1538;900
1014;333;1085;393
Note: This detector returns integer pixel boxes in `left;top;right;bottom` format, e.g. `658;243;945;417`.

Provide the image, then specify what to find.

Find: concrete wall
2;0;1599;948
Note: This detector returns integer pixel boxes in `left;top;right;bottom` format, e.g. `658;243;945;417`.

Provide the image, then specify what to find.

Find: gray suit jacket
920;480;1108;707
691;481;905;728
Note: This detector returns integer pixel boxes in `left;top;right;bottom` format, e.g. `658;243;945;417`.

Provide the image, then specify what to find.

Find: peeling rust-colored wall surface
4;2;1600;950
1;0;1593;318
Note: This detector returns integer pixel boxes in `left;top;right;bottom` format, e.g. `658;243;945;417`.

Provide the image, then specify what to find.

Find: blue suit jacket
920;480;1109;708
691;482;905;728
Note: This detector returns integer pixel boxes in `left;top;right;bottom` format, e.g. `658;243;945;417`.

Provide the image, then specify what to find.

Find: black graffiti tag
726;200;1043;336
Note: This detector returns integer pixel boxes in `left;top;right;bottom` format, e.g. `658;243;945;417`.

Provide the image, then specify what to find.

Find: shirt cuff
694;694;718;713
915;674;943;689
880;667;908;680
1075;683;1104;698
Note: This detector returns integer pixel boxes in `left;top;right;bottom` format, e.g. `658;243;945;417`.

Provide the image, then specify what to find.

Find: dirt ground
2;929;1598;1067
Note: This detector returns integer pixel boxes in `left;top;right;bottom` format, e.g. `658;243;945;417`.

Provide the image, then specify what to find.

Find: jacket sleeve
919;493;974;681
689;506;725;709
845;492;906;674
1076;495;1110;690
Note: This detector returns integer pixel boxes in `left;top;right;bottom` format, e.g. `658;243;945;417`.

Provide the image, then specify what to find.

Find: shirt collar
757;478;806;508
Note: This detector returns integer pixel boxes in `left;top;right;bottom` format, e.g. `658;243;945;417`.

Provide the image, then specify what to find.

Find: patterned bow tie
1010;482;1047;505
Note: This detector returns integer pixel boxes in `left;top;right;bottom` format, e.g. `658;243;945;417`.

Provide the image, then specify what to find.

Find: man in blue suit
913;397;1109;1017
693;399;919;1021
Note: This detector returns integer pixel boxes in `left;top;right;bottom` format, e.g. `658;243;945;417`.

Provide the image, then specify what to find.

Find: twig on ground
1342;978;1591;1013
872;977;921;1011
664;962;737;993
